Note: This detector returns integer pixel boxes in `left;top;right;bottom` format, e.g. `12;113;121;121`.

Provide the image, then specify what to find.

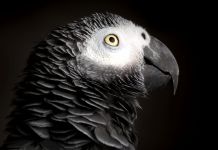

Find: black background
0;0;201;149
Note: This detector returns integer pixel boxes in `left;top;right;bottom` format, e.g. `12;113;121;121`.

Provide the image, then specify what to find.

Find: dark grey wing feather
29;126;50;139
1;140;62;150
94;126;123;149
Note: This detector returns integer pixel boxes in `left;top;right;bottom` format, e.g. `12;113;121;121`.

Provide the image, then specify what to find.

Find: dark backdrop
0;0;201;150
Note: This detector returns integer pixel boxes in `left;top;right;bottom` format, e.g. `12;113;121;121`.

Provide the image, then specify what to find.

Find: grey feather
1;12;148;150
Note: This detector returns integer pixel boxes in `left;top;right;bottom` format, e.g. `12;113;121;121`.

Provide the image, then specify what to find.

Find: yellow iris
104;34;119;47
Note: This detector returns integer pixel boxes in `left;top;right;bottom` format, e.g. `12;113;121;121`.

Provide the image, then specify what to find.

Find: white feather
81;21;154;69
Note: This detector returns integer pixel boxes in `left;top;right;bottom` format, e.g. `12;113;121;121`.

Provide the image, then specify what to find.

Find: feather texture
1;13;146;150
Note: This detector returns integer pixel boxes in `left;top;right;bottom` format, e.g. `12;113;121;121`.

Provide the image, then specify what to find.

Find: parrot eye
104;34;119;47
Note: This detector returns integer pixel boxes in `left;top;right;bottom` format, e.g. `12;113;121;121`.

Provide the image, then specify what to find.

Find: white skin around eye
81;23;151;69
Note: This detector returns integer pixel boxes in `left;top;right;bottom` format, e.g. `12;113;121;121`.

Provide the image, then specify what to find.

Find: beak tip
172;72;179;95
173;87;177;95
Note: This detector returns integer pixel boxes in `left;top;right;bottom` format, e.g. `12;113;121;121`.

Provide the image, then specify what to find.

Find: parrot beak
142;36;179;95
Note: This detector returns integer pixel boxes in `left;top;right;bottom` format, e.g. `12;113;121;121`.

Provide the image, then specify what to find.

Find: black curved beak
143;36;179;95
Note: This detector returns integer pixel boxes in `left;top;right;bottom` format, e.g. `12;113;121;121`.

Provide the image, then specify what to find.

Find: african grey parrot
1;13;179;150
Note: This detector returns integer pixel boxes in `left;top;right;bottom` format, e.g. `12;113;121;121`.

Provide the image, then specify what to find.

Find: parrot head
69;13;179;96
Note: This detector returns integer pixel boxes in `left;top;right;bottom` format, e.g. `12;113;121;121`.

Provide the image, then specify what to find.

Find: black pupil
109;37;115;43
141;33;146;39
